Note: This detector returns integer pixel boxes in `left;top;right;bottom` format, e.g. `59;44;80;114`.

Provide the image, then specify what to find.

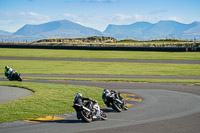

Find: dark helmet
5;66;9;70
111;90;117;93
104;89;109;93
76;93;82;98
74;93;83;102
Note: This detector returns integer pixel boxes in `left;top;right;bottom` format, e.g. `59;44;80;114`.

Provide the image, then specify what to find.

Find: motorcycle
6;70;22;81
73;100;107;123
103;91;128;112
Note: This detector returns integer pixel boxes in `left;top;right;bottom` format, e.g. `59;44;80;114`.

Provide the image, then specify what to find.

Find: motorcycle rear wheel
79;110;92;123
112;101;123;112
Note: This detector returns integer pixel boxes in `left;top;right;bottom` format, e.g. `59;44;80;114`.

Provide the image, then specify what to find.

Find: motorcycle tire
112;101;123;112
17;76;22;81
100;110;107;120
16;73;22;81
79;110;92;123
122;101;128;111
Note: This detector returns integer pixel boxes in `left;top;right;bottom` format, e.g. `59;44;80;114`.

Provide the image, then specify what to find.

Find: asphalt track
0;58;200;133
0;56;200;64
0;86;32;104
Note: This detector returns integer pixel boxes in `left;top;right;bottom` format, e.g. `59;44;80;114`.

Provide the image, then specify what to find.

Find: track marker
25;115;65;123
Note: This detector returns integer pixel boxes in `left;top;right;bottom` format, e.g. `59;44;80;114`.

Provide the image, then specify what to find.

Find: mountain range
0;30;12;35
0;19;200;42
104;20;200;40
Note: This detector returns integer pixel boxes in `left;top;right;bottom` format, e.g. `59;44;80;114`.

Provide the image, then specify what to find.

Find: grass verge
0;60;200;75
0;81;105;123
0;48;200;60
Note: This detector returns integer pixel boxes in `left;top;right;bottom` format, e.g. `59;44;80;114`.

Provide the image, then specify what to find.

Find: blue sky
0;0;200;32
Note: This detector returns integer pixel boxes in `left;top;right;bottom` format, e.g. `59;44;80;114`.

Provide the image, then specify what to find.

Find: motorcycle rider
4;66;13;79
102;89;126;109
102;89;112;107
73;93;101;118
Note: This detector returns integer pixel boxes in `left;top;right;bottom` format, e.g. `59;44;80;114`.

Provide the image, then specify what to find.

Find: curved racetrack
0;58;200;133
0;86;33;104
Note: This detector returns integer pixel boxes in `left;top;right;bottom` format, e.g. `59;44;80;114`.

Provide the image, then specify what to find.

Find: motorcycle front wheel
17;76;22;81
16;73;22;81
100;110;107;120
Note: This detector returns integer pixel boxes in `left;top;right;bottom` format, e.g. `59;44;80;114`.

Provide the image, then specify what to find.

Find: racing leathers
73;93;101;118
5;66;13;79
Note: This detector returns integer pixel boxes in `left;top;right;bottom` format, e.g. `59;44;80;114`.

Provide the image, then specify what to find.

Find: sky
0;0;200;32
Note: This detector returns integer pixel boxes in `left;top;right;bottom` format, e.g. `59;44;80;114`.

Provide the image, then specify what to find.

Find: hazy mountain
104;20;200;40
105;22;152;35
1;20;200;42
0;30;12;35
183;21;200;36
14;20;103;41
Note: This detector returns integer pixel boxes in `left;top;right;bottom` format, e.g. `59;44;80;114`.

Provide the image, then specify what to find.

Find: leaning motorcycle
73;100;107;123
6;70;22;81
103;92;128;112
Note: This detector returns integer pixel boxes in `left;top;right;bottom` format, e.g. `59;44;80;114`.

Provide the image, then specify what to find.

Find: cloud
133;14;152;21
63;13;75;18
82;0;119;3
19;12;26;15
111;13;186;25
29;12;39;17
112;13;152;23
113;14;132;20
63;13;84;25
18;12;50;20
167;17;183;22
149;9;168;15
0;11;50;32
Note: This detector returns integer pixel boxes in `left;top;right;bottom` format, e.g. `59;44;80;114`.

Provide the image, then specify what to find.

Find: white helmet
76;93;82;98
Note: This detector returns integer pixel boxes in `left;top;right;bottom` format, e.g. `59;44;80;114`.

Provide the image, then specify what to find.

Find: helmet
5;66;9;70
76;93;82;98
111;90;116;93
74;93;83;102
104;89;109;93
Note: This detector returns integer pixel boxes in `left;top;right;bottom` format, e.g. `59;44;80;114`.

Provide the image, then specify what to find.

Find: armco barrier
0;44;199;52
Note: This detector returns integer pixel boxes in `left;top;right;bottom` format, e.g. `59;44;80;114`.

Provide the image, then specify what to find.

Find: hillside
14;20;103;40
0;20;200;41
34;36;117;43
104;20;200;40
0;30;12;35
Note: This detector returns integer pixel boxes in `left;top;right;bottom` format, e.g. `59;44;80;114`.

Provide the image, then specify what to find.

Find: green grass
0;60;200;75
0;48;199;123
0;81;105;123
0;48;200;60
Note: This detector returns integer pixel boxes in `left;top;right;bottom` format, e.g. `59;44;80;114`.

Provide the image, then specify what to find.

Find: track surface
0;81;200;133
1;73;200;79
0;86;32;104
0;57;199;64
0;58;200;133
